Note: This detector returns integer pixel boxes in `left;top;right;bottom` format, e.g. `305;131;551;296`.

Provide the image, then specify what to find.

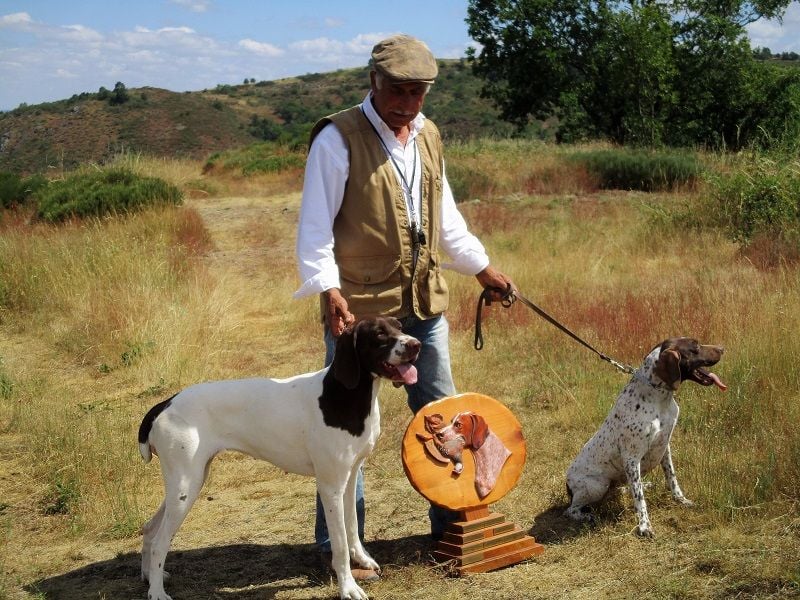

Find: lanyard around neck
361;106;421;231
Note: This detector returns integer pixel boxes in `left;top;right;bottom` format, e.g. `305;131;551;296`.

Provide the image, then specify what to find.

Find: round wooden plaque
401;393;526;511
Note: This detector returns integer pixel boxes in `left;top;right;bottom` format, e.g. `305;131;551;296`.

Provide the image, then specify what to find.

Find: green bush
203;142;305;176
570;149;702;191
0;172;47;208
707;155;800;245
447;163;492;201
36;167;182;222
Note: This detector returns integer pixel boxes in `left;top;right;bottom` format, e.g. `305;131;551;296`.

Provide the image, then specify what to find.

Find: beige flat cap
370;34;438;83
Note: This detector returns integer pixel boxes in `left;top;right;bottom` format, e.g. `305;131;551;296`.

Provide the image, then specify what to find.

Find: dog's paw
563;505;595;524
675;496;695;507
635;524;655;538
338;578;369;600
350;549;380;574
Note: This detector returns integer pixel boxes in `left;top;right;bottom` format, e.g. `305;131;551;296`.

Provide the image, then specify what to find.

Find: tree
109;81;129;106
466;0;795;149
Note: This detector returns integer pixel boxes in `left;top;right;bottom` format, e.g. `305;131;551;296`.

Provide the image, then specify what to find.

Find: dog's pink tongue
709;372;728;391
396;363;418;385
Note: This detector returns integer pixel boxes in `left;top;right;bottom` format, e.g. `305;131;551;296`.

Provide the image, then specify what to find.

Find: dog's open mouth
383;361;418;386
692;367;728;391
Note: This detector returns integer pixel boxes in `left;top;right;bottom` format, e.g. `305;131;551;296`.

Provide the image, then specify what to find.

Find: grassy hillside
0;60;518;175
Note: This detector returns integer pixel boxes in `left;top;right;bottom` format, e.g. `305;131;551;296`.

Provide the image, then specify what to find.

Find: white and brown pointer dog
564;337;726;537
138;316;420;600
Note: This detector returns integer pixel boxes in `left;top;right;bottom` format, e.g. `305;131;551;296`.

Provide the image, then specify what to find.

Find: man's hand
475;265;516;302
322;288;355;337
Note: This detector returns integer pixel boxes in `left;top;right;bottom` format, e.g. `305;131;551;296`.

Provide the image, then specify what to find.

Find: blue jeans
315;314;458;551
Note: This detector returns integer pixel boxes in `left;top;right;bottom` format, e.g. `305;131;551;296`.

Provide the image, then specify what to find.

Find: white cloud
0;12;34;28
238;38;285;57
58;24;104;43
119;26;216;51
747;4;800;51
287;33;386;64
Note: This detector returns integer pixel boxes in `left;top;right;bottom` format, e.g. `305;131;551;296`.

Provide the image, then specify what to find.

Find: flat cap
370;34;438;83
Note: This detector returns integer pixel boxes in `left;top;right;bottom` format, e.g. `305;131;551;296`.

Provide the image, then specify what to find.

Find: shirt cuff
293;271;342;299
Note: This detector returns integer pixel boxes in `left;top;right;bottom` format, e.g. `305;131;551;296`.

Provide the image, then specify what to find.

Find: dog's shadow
528;504;589;545
27;535;434;600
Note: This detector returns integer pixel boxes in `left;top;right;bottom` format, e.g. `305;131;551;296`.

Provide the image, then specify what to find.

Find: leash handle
474;284;514;350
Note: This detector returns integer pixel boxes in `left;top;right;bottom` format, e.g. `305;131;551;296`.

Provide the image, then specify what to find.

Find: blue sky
1;0;799;111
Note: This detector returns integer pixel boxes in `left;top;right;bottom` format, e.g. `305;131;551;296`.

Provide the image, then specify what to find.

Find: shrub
447;163;493;201
569;148;702;191
0;172;47;208
203;142;305;176
36;167;182;222
706;155;800;251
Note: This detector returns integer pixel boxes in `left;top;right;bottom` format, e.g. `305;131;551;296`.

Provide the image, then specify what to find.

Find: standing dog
564;337;726;537
138;316;420;600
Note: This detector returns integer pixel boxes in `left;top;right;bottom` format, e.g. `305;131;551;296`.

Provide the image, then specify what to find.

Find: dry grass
1;150;799;600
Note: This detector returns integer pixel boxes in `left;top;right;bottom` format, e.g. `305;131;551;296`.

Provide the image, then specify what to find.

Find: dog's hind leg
146;458;211;600
660;444;693;506
141;500;166;581
563;472;610;523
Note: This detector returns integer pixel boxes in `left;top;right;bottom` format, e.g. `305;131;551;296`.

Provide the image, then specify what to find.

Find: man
294;34;514;581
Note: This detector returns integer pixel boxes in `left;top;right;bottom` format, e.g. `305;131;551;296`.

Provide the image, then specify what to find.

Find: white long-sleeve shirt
294;92;490;299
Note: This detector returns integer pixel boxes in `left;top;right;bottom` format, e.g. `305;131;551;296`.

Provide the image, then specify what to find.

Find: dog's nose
405;338;421;358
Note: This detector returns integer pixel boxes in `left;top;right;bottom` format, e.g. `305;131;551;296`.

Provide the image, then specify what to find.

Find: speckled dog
564;338;726;537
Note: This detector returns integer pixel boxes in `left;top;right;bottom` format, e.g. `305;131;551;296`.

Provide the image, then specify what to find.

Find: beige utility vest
309;106;449;319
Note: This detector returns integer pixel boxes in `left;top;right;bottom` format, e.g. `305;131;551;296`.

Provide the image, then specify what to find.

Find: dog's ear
470;414;490;450
654;347;682;390
424;413;445;434
331;323;360;390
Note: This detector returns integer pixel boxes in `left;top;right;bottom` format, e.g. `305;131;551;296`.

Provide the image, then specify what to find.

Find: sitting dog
138;316;420;600
564;337;726;537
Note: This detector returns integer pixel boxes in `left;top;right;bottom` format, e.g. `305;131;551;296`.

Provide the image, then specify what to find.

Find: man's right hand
322;288;355;337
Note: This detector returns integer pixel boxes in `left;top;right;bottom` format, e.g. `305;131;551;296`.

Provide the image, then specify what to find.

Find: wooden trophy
401;393;544;575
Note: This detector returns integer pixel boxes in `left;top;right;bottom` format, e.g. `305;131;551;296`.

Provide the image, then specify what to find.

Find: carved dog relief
416;411;512;498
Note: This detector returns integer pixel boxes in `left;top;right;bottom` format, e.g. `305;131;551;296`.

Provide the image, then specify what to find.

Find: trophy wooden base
432;506;544;575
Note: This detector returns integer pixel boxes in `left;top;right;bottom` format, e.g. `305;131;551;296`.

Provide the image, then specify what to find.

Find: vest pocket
418;265;449;316
339;255;403;314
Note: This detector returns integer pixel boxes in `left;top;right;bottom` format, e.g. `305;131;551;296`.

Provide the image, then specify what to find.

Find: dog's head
439;412;490;450
331;316;421;390
651;337;726;391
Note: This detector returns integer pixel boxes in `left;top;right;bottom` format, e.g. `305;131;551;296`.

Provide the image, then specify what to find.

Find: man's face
370;73;429;132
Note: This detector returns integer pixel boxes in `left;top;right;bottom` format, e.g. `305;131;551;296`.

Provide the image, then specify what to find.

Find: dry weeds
1;157;799;600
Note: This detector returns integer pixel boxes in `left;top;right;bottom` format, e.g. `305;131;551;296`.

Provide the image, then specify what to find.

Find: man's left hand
475;266;516;302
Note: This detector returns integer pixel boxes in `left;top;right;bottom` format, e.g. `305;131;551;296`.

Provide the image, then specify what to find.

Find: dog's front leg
624;458;654;537
318;480;369;600
660;444;693;506
344;464;379;573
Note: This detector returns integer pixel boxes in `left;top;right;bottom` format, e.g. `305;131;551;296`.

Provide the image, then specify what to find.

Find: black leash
474;286;635;375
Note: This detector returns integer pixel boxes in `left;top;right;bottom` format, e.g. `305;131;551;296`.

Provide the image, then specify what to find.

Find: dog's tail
137;395;175;463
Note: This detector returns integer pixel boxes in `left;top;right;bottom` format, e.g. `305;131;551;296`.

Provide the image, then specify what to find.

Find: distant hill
0;59;522;175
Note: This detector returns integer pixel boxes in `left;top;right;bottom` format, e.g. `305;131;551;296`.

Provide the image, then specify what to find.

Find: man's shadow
27;535;433;600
